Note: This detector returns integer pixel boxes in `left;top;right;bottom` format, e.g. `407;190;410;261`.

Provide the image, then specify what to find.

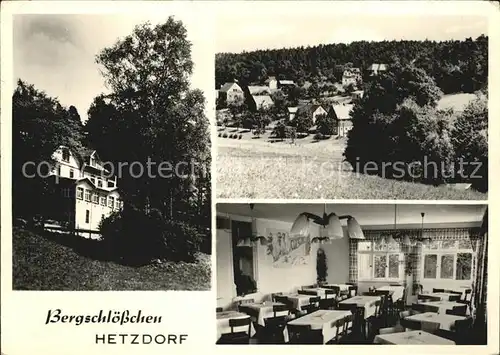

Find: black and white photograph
215;203;488;345
10;12;212;291
215;11;488;200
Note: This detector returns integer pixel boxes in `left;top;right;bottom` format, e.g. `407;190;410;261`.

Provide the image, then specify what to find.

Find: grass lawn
12;228;211;291
216;130;487;200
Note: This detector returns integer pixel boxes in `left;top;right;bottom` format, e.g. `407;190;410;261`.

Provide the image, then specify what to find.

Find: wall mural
265;228;311;268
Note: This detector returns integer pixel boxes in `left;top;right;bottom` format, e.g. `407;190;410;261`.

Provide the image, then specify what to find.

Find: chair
271;292;283;302
348;285;358;297
331;317;346;343
411;303;427;313
400;318;422;331
418;294;439;303
319;289;338;310
302;296;320;314
298;290;317;296
301;284;316;290
237;298;255;305
446;306;466;316
446;290;463;295
216;307;223;313
262;305;289;344
421;321;440;333
366;300;383;338
287;324;322;344
217;317;252;344
433;288;445;293
390;283;403;286
379;325;404;335
457;289;472;314
454;317;473;345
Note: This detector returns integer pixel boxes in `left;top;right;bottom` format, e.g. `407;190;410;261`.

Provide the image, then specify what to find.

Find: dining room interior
215;202;488;345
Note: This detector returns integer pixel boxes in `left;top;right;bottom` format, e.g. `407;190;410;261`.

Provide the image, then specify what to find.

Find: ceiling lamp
236;204;268;247
418;212;431;247
290;204;364;242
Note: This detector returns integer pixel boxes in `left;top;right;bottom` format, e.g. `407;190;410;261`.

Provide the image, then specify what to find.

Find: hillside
215;36;488;95
12;228;211;290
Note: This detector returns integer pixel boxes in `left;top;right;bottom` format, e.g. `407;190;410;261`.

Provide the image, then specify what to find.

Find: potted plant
316;248;327;285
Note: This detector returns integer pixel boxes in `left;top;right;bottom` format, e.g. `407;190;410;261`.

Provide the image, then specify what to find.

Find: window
84;189;91;202
90;157;96;167
97;178;102;188
108;196;114;208
92;193;99;204
108;179;115;188
422;240;475;282
90;177;95;185
57;165;61;176
70;169;74;178
61;188;70;198
115;199;120;210
76;187;84;200
100;195;106;206
357;239;405;281
62;148;70;162
85;210;90;223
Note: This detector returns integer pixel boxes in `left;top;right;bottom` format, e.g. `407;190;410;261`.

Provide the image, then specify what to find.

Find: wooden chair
366;300;383;338
271;292;283;302
301;284;317;290
298;290;317;296
411;303;427;313
446;306;466;316
217;317;252;344
390;283;403;286
262;304;289;344
348;285;358;297
287;324;322;344
418;294;440;303
319;289;338;310
433;288;445;293
302;296;321;314
330;317;346;343
216;307;223;313
454;317;473;345
400;318;422;331
457;289;472;314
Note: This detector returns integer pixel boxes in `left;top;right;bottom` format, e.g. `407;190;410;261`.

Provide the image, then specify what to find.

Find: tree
451;94;488;192
12;80;84;219
271;122;287;141
344;64;444;179
292;109;313;133
316;114;335;136
87;18;210;234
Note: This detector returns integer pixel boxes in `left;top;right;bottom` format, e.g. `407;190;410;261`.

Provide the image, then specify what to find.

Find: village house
278;79;296;88
290;103;328;125
45;146;122;237
265;76;278;90
247;85;272;96
351;90;364;100
249;95;274;111
342;68;362;87
219;82;245;106
328;103;354;137
368;63;388;76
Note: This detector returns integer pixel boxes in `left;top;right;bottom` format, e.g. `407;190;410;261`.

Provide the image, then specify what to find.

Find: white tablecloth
323;284;351;292
423;301;467;314
238;302;289;326
216;311;255;341
374;330;455;345
339;295;380;318
406;312;467;331
287;309;351;344
283;293;313;311
376;285;405;301
301;287;337;299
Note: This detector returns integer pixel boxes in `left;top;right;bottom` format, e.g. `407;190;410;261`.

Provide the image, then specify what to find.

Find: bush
238;134;242;139
222;133;228;138
100;206;204;265
314;132;324;141
218;133;221;137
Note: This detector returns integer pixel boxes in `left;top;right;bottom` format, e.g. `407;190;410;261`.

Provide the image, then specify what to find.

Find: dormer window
90;157;96;167
62;148;70;162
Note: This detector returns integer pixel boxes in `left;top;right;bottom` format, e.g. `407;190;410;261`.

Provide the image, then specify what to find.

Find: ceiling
217;203;487;229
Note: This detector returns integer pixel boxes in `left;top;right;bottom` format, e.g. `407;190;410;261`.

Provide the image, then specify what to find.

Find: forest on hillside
215;35;488;95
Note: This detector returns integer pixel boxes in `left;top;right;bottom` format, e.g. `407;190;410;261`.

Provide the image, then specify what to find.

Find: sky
216;14;488;53
13;12;213;121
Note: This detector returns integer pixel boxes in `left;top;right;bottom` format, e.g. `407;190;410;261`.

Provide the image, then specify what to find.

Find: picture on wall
265;228;311;268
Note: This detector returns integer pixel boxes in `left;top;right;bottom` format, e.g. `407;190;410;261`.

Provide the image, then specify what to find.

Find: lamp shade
403;234;412;246
325;214;343;239
290;214;310;236
347;217;364;239
386;234;397;245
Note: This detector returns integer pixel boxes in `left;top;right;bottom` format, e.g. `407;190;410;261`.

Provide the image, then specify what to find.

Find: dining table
374;330;455;345
287;309;352;344
216;311;255;341
238;301;289;327
422;301;467;314
301;287;338;299
282;293;314;311
376;285;405;301
405;312;467;331
339;295;380;318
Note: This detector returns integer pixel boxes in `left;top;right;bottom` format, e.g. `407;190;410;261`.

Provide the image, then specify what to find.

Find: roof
248;86;271;95
265;76;277;82
279;80;295;85
331;103;354;120
75;178;119;193
343;68;361;77
288;107;298;114
252;95;273;107
296;104;326;116
370;63;388;71
219;82;241;92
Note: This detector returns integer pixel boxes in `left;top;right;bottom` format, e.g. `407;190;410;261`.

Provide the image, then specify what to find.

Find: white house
294;104;328;125
46;146;122;237
250;95;274;111
368;63;388;76
342;68;362;87
265;76;278;90
328;103;354;137
219;82;245;106
248;85;271;96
